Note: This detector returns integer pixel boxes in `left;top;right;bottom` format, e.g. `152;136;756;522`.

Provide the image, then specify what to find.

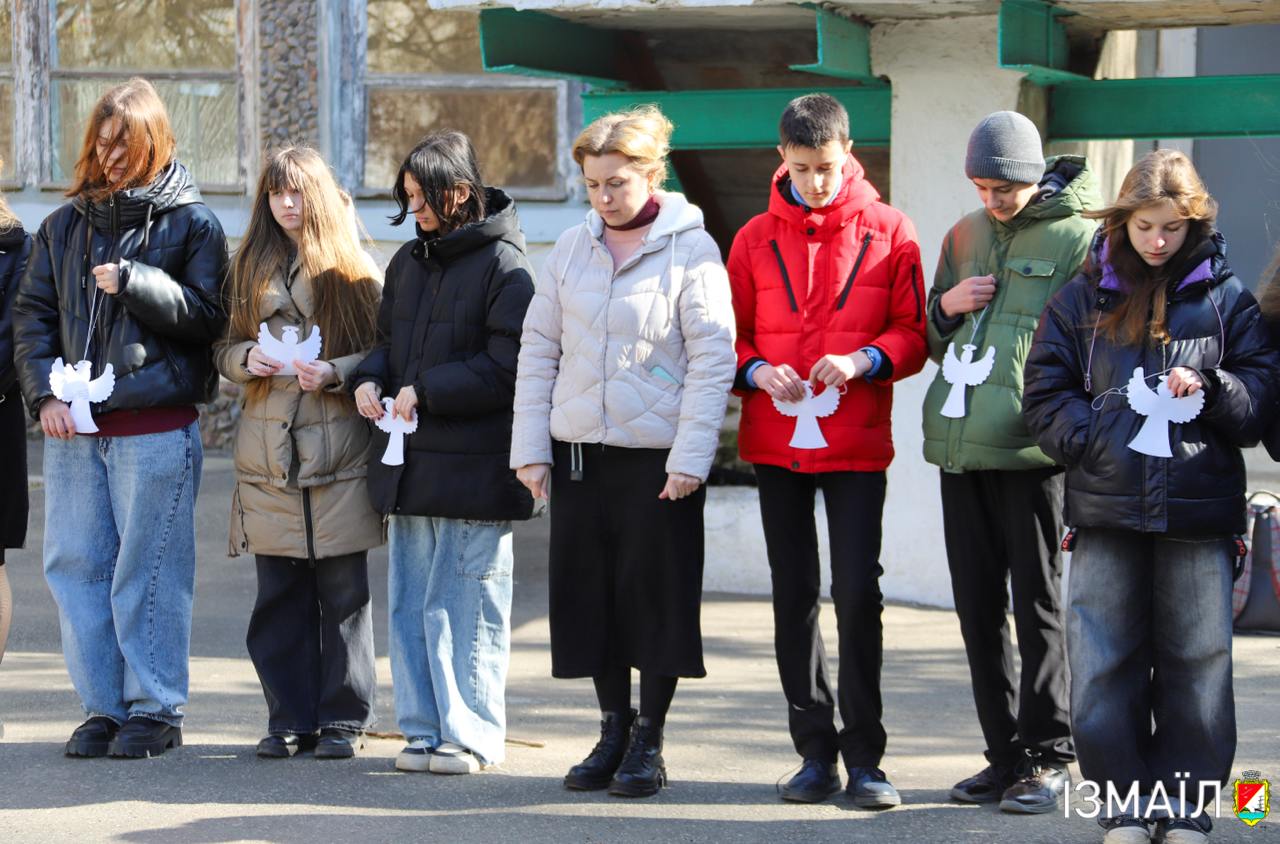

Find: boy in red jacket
728;94;927;807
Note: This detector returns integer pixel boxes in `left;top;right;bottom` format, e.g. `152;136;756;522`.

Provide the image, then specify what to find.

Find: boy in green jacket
921;111;1098;814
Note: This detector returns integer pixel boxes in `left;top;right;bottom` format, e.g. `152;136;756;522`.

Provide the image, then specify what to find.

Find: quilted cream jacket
510;192;736;480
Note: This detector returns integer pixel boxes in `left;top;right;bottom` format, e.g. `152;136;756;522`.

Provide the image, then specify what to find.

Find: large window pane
365;87;558;191
0;3;12;65
367;3;483;75
0;81;13;178
53;0;236;70
53;79;239;186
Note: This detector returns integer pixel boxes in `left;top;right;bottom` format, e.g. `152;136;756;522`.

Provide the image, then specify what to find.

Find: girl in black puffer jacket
1023;150;1278;843
13;78;227;760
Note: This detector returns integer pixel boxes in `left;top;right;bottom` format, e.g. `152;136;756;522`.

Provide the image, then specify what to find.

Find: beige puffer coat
215;259;385;559
510;192;736;481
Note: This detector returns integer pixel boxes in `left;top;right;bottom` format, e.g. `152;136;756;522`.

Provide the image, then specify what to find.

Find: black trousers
247;552;376;734
755;464;887;768
939;467;1073;767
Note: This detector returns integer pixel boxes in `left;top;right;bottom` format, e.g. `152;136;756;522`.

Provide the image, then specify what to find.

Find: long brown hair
228;147;381;403
67;78;177;201
1087;149;1217;347
0;157;19;232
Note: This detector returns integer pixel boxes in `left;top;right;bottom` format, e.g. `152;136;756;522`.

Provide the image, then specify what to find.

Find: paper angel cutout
49;357;115;434
940;342;997;419
257;323;321;376
374;396;418;466
1126;367;1205;458
773;382;840;449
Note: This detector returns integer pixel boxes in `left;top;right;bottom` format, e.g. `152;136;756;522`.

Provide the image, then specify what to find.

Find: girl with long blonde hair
1023;149;1279;843
216;146;383;760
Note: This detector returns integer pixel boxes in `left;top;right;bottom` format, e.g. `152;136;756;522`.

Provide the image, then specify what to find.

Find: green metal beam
998;0;1088;84
581;87;891;150
478;9;629;90
1047;75;1280;142
790;7;878;82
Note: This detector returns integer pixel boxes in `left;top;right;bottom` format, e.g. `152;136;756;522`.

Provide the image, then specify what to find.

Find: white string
1089;363;1178;411
81;283;106;362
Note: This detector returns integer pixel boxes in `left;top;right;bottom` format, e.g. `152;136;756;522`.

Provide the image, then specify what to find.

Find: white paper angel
1126;367;1205;458
773;382;840;449
49;357;115;434
374;396;418;466
257;323;321;376
940;342;997;419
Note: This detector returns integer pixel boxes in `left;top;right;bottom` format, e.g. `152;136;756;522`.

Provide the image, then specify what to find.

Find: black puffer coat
0;225;32;549
14;162;228;417
1023;233;1278;537
352;188;535;521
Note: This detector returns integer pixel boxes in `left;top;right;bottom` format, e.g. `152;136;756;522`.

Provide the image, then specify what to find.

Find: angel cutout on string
940;342;997;419
49;357;115;434
1125;367;1205;457
374;396;417;466
773;381;840;449
257;323;321;376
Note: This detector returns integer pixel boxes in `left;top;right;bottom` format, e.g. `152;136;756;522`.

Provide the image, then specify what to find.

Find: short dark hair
779;93;850;150
390;129;486;234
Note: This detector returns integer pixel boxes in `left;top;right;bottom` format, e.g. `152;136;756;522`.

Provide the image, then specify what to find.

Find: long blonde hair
0;157;18;232
1087;149;1217;347
228;147;380;402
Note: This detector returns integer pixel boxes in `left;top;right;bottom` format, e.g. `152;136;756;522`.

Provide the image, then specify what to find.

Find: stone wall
258;0;322;149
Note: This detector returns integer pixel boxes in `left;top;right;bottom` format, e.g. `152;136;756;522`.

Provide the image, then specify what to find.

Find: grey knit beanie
964;111;1045;184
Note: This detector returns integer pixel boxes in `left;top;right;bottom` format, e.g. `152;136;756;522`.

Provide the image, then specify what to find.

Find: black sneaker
951;762;1018;804
107;716;182;758
999;757;1070;814
256;732;317;758
65;716;121;758
313;728;364;759
780;759;841;804
846;766;902;809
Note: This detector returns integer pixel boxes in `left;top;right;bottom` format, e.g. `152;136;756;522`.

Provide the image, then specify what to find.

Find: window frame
353;6;573;202
11;0;256;195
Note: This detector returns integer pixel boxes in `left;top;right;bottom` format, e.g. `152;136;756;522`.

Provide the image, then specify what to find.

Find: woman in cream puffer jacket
511;107;735;799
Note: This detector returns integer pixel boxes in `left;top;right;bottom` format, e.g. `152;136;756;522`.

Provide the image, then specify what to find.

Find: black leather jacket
0;226;32;397
1023;233;1278;537
14;162;228;417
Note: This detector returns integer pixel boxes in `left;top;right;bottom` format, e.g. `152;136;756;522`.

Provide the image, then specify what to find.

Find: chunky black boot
607;717;666;798
107;716;182;759
65;716;120;758
564;709;637;790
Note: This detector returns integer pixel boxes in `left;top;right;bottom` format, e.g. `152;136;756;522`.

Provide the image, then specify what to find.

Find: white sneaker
1103;823;1150;844
395;738;435;772
428;741;481;774
1161;822;1208;844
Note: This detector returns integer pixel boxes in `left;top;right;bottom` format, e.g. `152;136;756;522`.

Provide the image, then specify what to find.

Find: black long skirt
0;386;29;551
548;440;706;679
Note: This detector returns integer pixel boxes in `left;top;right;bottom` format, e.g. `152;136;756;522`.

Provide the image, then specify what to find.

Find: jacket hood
72;160;203;233
0;224;26;250
768;155;880;231
585;190;706;244
1014;155;1100;224
415;187;526;261
1095;229;1229;296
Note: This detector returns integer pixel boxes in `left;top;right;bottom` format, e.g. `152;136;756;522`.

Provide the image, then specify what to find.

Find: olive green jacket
922;156;1100;472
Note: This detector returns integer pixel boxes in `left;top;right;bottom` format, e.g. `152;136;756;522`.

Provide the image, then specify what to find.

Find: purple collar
1098;239;1213;292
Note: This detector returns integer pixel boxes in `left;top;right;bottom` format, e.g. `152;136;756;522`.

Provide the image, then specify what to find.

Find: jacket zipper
768;240;799;313
302;487;317;562
836;232;874;310
910;262;923;322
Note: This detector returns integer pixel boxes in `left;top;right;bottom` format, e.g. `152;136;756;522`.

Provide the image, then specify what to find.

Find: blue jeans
42;423;202;727
388;516;512;765
1068;529;1235;831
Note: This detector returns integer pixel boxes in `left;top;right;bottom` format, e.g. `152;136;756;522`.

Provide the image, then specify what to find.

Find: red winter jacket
728;156;927;473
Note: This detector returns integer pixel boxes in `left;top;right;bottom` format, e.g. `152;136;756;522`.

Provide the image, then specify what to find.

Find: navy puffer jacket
1023;232;1278;537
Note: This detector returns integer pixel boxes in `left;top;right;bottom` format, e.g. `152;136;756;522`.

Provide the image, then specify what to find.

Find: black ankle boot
607;717;666;797
564;709;637;790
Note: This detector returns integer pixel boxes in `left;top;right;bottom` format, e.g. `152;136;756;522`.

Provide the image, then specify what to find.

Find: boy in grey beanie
965;110;1046;185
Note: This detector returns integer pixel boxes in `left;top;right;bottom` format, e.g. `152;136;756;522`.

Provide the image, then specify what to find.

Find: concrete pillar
866;15;1027;608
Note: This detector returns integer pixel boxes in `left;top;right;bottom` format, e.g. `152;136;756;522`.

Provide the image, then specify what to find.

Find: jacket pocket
456;520;513;579
645;362;683;389
1004;257;1059;317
